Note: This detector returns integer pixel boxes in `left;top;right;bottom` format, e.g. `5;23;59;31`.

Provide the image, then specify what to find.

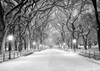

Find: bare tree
0;1;5;53
91;0;100;51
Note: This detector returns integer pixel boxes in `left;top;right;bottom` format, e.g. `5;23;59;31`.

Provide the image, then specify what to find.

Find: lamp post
7;35;14;59
33;41;36;45
39;44;42;50
32;41;36;51
32;41;36;49
72;39;77;52
63;43;66;50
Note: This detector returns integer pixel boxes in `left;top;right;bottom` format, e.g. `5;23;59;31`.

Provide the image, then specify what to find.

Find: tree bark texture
0;2;5;53
91;0;100;51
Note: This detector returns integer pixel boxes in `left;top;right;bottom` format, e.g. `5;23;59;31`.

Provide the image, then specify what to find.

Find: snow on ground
0;49;100;71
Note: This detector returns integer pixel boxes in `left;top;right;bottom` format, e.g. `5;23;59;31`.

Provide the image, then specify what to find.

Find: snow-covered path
0;49;100;71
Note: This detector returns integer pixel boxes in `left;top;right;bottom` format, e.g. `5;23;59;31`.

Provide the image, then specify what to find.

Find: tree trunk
18;25;22;51
91;0;100;52
76;38;78;49
0;2;5;53
27;33;31;51
97;29;100;51
88;41;92;49
0;32;5;53
84;40;87;50
67;39;70;48
40;33;43;44
23;38;26;50
61;33;64;42
82;36;87;50
15;40;17;50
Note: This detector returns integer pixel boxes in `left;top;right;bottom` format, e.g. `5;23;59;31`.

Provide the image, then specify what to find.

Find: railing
79;50;100;60
0;50;33;63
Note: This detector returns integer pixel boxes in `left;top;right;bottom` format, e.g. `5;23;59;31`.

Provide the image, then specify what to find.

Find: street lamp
63;43;66;46
7;35;14;59
32;41;36;51
72;39;77;52
39;44;42;47
32;41;36;45
73;39;77;44
63;43;66;50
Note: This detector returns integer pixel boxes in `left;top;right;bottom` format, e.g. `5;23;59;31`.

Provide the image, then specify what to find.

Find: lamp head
33;42;36;45
63;43;66;45
7;35;14;41
73;39;77;44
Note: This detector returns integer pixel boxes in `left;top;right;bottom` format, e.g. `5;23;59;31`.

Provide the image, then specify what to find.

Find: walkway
0;49;100;71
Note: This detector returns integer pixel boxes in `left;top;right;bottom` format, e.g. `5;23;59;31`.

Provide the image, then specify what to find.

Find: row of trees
45;0;99;50
0;0;100;53
0;0;54;53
